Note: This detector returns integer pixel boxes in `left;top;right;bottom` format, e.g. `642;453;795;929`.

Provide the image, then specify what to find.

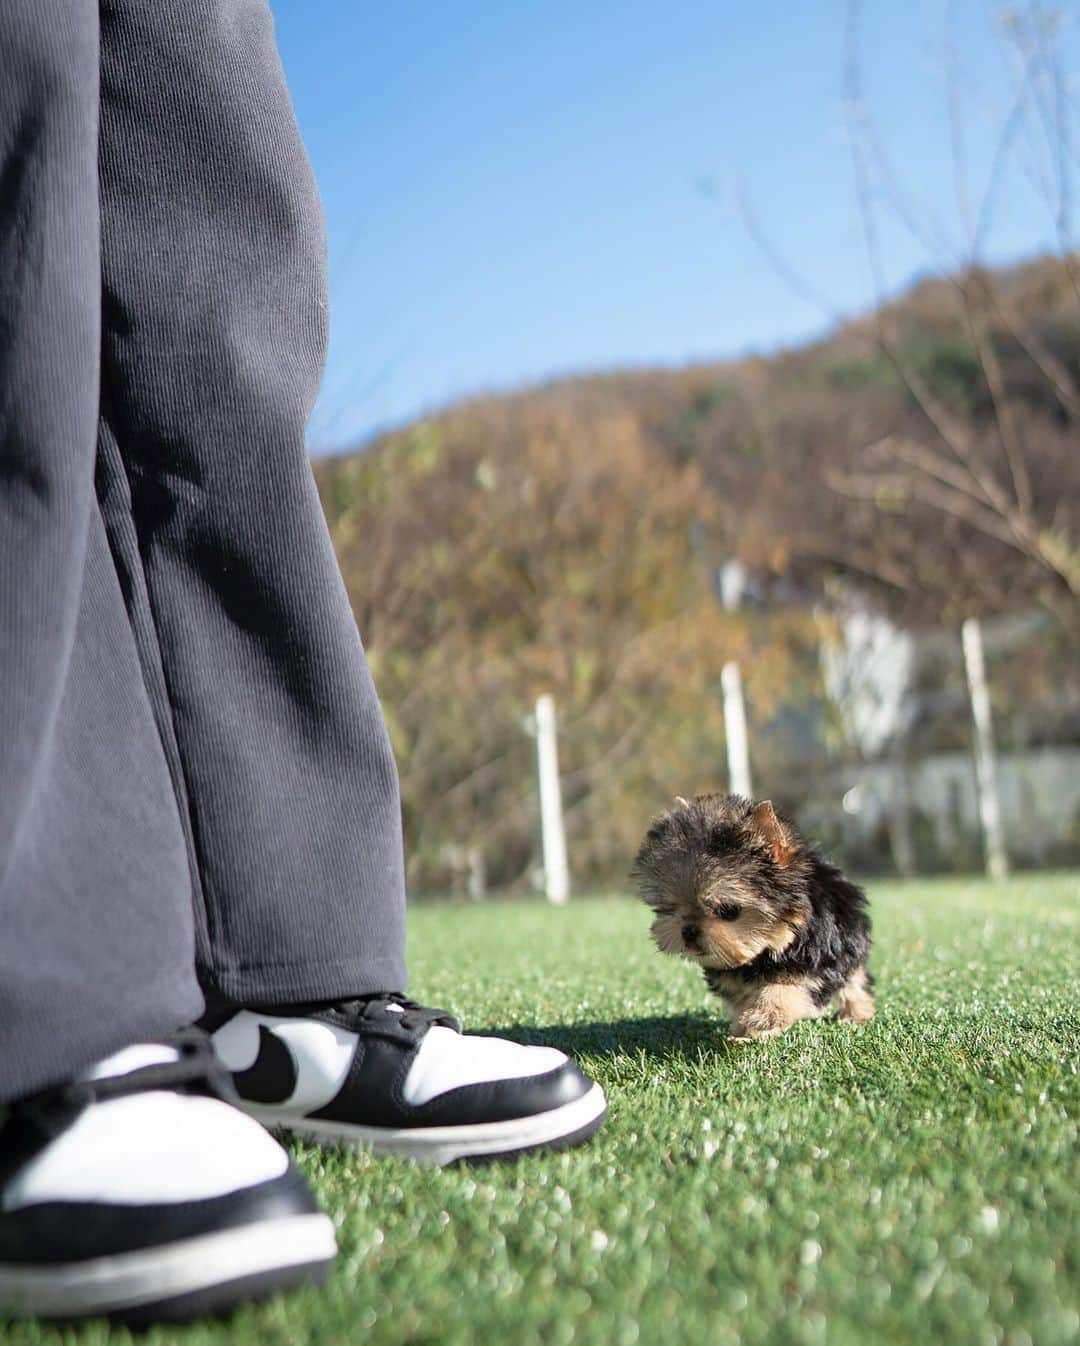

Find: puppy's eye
717;903;741;922
653;904;675;916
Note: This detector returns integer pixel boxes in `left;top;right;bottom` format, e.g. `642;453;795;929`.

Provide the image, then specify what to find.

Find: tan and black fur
633;794;875;1040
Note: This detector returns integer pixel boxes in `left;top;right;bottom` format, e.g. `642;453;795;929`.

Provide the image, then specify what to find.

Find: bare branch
958;281;1034;513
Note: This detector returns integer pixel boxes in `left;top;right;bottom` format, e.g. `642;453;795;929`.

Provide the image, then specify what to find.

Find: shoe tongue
80;1043;180;1082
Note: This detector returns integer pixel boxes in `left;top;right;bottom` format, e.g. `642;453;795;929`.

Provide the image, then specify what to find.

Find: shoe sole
254;1081;608;1166
0;1212;336;1321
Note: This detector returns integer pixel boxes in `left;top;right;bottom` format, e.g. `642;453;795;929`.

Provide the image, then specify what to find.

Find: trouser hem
206;955;410;1012
0;981;205;1105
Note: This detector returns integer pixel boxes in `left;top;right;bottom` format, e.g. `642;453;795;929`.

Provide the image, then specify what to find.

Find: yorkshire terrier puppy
633;793;875;1040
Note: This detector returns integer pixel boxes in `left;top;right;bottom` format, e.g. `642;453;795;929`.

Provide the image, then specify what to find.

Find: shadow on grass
485;1013;735;1062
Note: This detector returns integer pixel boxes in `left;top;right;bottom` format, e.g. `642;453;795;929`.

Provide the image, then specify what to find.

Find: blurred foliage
316;254;1079;892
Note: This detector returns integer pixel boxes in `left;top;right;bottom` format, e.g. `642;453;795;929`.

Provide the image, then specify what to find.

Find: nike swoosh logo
232;1025;298;1106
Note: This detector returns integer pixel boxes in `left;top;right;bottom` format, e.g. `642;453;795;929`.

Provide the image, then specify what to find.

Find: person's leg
96;0;406;1010
0;0;201;1103
0;23;334;1297
94;0;605;1164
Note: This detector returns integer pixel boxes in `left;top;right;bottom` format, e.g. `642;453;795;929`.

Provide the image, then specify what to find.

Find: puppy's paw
729;1022;784;1042
835;966;876;1023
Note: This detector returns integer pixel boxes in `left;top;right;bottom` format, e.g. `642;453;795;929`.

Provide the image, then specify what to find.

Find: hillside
315;254;1079;891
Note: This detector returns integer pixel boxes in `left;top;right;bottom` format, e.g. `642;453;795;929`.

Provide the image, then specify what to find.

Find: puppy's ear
674;795;690;809
750;800;796;867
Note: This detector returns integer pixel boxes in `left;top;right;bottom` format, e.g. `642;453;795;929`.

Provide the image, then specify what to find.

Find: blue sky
269;1;1079;453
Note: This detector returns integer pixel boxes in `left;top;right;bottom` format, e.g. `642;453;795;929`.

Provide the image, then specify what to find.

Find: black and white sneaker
0;1032;336;1322
210;996;606;1165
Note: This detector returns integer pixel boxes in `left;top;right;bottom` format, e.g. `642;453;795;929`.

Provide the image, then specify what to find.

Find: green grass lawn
8;873;1079;1346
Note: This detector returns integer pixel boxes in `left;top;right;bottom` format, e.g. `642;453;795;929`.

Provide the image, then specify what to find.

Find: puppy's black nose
682;923;700;946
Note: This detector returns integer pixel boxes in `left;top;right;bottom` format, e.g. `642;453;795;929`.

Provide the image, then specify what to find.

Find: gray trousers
0;1;407;1102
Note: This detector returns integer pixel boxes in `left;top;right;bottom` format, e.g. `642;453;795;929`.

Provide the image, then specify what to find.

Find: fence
411;603;1079;898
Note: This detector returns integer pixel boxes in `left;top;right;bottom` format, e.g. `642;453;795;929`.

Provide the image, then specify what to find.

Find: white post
719;560;753;799
721;661;753;799
961;617;1009;879
534;694;569;905
466;847;486;901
